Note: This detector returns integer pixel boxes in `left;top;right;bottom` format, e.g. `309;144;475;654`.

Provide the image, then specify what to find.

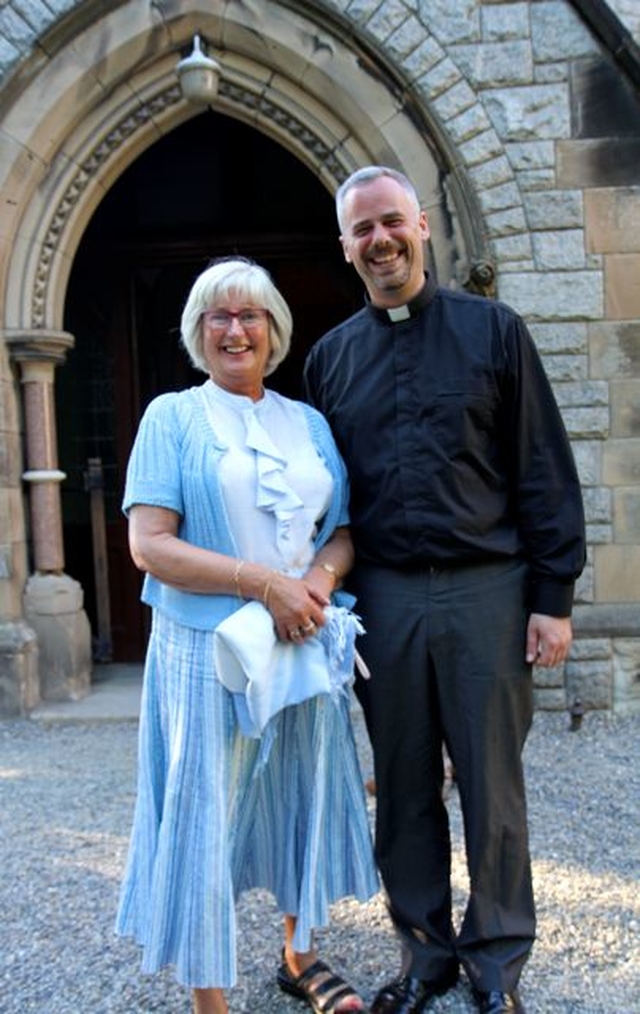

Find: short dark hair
336;166;421;231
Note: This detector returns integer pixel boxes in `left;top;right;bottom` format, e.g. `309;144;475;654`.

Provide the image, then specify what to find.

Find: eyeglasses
202;308;269;329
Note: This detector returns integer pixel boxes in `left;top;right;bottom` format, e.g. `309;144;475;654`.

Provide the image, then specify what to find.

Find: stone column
6;330;91;701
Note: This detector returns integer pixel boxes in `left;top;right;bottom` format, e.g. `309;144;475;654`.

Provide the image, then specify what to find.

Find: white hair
180;257;292;376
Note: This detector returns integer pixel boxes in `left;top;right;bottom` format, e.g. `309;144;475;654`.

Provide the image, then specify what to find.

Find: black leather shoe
371;971;458;1013
472;989;526;1014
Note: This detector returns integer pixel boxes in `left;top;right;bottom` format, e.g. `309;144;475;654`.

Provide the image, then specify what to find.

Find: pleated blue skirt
115;611;379;988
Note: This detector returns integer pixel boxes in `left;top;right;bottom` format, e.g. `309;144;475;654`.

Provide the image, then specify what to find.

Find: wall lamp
176;34;221;104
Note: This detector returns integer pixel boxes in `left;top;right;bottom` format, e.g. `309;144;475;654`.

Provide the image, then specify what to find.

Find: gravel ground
1;703;638;1014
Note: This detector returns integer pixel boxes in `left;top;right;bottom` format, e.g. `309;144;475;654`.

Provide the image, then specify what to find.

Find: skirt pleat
115;612;378;988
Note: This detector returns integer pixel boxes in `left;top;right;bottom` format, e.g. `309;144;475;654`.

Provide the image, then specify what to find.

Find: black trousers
349;558;536;992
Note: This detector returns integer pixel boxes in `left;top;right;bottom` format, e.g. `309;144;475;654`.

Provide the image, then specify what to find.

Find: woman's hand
266;572;329;643
303;526;354;607
267;525;355;643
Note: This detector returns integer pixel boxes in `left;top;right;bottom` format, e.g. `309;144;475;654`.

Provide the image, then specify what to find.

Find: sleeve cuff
529;579;575;618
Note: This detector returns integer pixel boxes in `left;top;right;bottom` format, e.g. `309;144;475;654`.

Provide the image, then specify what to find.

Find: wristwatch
318;562;339;584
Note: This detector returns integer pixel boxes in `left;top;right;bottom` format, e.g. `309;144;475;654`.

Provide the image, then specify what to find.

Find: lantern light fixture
176;34;221;104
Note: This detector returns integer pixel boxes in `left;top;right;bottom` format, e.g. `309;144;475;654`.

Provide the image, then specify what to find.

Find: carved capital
3;329;75;371
463;260;496;299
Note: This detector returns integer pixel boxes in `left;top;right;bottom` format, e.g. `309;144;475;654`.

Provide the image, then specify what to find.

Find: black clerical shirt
303;276;586;618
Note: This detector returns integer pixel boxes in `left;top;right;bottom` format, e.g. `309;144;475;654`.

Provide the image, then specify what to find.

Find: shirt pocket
428;382;498;461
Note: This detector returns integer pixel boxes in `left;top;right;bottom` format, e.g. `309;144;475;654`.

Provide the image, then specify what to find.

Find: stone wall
318;0;640;711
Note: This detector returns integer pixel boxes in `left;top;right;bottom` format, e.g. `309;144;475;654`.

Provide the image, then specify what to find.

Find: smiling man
303;166;586;1014
337;171;429;305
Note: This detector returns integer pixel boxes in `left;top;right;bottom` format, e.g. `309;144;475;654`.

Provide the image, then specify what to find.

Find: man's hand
526;613;573;667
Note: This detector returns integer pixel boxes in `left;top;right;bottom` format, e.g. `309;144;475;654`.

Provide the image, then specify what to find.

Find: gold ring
302;621;316;632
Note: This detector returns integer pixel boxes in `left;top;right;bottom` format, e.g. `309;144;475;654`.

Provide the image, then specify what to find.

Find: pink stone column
5;330;91;702
6;331;73;573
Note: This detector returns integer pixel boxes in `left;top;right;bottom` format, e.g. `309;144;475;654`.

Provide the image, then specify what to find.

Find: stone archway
0;0;494;707
2;2;492;334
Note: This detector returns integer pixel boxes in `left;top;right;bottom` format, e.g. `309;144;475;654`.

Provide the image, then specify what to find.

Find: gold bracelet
263;571;274;608
234;559;245;599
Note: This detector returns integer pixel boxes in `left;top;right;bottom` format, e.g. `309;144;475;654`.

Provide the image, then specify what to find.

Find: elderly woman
115;257;378;1014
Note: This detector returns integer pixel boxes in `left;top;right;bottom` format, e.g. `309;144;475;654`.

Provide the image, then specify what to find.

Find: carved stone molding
31;85;183;328
218;80;347;182
5;328;75;365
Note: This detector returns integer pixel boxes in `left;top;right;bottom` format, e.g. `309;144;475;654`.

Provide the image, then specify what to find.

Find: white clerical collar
366;274;436;324
386;304;412;322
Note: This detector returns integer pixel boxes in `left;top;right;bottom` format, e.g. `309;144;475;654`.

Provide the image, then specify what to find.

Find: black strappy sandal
277;953;365;1013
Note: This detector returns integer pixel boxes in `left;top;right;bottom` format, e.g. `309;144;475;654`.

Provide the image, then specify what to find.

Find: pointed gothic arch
1;0;498;336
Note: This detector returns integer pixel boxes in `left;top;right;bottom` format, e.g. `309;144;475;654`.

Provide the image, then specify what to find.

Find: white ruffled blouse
201;379;332;577
201;380;363;748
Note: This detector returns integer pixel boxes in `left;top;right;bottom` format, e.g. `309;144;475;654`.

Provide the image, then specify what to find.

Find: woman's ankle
284;945;318;978
192;986;228;1014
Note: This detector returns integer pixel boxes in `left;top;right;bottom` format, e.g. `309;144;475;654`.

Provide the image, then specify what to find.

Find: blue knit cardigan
122;384;351;631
